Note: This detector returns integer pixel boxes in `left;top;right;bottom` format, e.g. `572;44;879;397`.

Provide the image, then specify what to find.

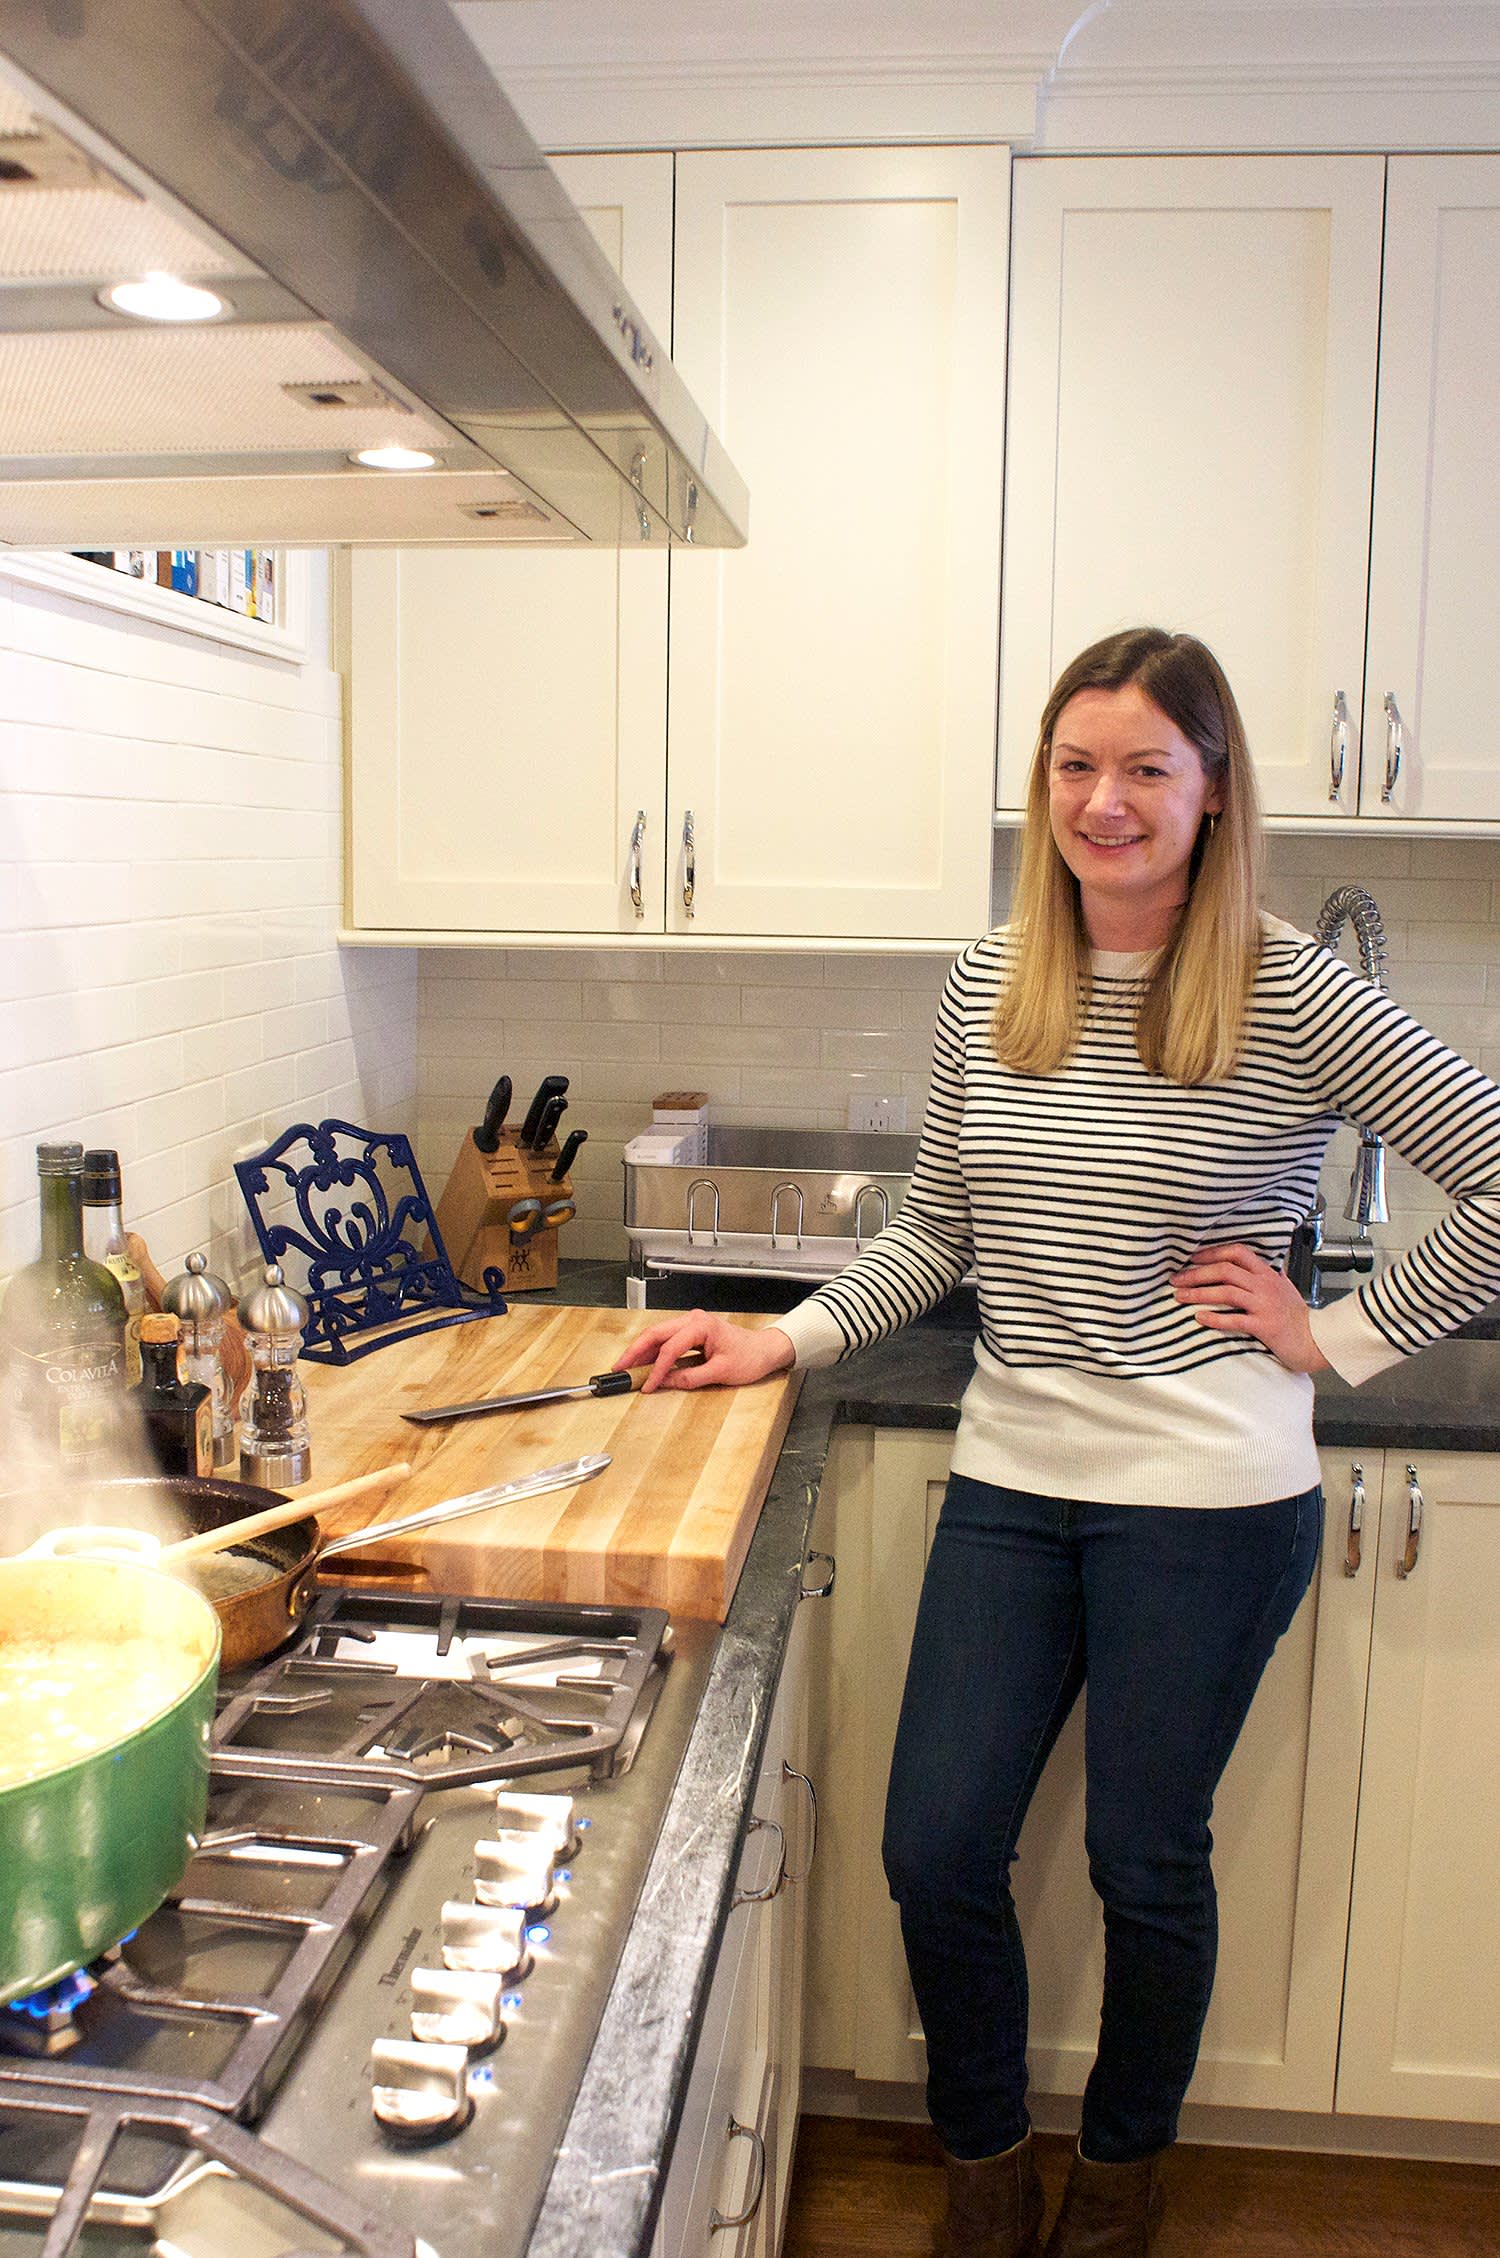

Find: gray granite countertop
524;1264;1500;2258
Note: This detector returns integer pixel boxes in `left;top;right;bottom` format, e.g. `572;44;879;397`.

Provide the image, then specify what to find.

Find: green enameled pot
0;1554;220;2007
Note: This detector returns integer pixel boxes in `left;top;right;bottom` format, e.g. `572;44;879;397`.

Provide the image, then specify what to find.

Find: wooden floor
782;2116;1500;2257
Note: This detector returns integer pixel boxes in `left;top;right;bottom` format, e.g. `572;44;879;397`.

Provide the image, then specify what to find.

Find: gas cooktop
0;1588;715;2258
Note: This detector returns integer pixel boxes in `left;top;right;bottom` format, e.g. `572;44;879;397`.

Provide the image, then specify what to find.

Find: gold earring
1206;812;1219;839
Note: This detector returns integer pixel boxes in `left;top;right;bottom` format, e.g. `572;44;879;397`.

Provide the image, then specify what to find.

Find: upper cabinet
345;146;1009;945
998;153;1500;827
1363;157;1500;823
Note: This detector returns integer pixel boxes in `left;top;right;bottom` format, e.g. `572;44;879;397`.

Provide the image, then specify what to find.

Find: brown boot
1041;2147;1167;2256
936;2132;1045;2258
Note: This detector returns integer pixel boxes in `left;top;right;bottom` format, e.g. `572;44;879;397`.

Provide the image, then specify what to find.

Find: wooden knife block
432;1129;573;1295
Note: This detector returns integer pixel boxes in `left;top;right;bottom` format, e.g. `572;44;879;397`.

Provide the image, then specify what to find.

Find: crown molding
489;52;1049;150
1034;55;1500;152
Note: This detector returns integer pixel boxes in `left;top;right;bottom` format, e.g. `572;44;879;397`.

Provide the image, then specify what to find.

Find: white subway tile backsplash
2;558;414;1286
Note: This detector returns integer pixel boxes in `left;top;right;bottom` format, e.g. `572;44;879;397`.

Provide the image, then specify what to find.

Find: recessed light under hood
0;0;748;549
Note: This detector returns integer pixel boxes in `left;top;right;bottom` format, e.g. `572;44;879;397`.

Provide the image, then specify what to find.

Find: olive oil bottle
81;1147;146;1385
0;1142;127;1471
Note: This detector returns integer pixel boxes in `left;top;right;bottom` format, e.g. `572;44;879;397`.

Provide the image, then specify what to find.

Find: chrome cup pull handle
1382;692;1405;804
1396;1461;1424;1578
732;1815;787;1906
799;1548;836;1600
682;809;696;917
1344;1462;1364;1577
710;2118;767;2231
782;1760;819;1880
628;810;646;916
1329;690;1349;803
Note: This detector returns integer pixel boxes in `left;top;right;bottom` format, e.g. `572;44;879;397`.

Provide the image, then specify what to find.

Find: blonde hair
994;628;1263;1085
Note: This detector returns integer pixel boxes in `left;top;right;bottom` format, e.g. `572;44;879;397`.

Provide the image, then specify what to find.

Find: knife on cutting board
402;1349;707;1425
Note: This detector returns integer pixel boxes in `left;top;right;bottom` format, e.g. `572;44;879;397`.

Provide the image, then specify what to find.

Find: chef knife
550;1128;587;1182
401;1350;707;1426
518;1074;568;1148
533;1092;568;1151
473;1074;512;1155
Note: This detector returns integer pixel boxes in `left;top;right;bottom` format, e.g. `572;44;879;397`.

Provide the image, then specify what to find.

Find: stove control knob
371;2039;472;2138
440;1899;529;1981
494;1790;579;1858
473;1836;557;1918
410;1966;508;2051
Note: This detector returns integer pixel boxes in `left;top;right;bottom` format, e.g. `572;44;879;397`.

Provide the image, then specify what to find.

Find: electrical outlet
848;1093;907;1134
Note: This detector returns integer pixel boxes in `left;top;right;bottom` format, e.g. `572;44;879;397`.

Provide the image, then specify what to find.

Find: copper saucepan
73;1456;609;1669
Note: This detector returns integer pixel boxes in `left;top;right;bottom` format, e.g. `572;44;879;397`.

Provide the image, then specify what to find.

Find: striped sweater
777;916;1500;1506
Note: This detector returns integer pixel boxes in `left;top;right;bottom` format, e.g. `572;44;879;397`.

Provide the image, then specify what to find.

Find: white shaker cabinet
344;155;672;938
998;156;1385;822
806;1428;1500;2137
665;148;1006;943
1337;1450;1500;2122
653;1596;816;2258
999;153;1500;828
1361;159;1500;822
345;146;1009;947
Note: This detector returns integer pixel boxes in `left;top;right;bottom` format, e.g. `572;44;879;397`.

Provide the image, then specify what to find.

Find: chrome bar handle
854;1182;890;1249
1396;1461;1424;1578
685;1178;721;1248
628;810;646;916
710;2119;767;2231
1344;1462;1364;1577
1329;690;1349;803
770;1181;805;1251
732;1816;787;1906
682;809;696;917
799;1548;836;1599
782;1761;819;1881
1382;691;1404;804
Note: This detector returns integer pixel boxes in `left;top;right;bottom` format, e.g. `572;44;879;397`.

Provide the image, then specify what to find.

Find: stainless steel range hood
0;0;748;548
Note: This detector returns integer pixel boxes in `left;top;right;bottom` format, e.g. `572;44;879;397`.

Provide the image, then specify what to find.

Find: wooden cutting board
298;1305;801;1622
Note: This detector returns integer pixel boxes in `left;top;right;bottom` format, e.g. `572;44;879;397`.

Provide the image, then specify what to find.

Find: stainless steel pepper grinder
236;1263;312;1488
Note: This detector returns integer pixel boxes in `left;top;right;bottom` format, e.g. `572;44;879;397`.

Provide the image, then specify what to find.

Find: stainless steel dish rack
623;1127;919;1306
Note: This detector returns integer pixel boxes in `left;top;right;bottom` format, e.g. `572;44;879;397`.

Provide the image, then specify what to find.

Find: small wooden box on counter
300;1305;801;1622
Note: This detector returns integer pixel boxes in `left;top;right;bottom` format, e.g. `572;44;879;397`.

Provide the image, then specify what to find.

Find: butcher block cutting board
299;1305;801;1622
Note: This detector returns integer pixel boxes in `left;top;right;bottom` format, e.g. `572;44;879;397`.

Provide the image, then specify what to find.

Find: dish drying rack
623;1126;920;1308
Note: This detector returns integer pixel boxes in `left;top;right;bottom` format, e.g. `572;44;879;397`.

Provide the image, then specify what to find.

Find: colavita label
5;1336;124;1467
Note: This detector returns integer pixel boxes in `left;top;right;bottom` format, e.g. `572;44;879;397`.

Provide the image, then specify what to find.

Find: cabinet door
1336;1451;1500;2122
999;156;1384;820
345;154;670;936
668;147;1007;942
1361;157;1500;821
839;1432;1373;2114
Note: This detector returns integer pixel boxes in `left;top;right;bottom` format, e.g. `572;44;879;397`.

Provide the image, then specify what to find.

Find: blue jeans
882;1474;1322;2165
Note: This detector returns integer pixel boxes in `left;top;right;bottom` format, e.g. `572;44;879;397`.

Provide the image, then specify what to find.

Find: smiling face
1046;682;1223;951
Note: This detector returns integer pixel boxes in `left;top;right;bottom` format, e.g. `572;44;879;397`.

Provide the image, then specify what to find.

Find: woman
617;628;1500;2258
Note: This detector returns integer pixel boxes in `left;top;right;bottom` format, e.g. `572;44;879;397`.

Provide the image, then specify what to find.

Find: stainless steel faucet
1287;887;1390;1305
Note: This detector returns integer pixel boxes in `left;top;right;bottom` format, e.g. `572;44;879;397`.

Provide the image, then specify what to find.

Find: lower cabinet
804;1428;1500;2137
654;1598;815;2258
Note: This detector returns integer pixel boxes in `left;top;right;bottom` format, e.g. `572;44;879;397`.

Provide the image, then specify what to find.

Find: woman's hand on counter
614;1311;797;1393
1172;1243;1331;1375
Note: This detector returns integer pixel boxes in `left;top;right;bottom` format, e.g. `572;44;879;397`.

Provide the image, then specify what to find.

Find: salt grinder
162;1250;236;1468
237;1262;312;1488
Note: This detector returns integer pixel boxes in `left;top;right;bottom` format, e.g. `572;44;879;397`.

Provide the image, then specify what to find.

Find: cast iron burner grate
212;1589;670;1786
1;1761;422;2121
0;2082;418;2256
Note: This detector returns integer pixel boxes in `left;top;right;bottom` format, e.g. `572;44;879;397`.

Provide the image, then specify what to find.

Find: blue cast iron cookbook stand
233;1119;507;1365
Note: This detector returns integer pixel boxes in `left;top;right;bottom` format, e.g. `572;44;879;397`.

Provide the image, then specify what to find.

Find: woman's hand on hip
612;1309;796;1393
1171;1243;1330;1374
